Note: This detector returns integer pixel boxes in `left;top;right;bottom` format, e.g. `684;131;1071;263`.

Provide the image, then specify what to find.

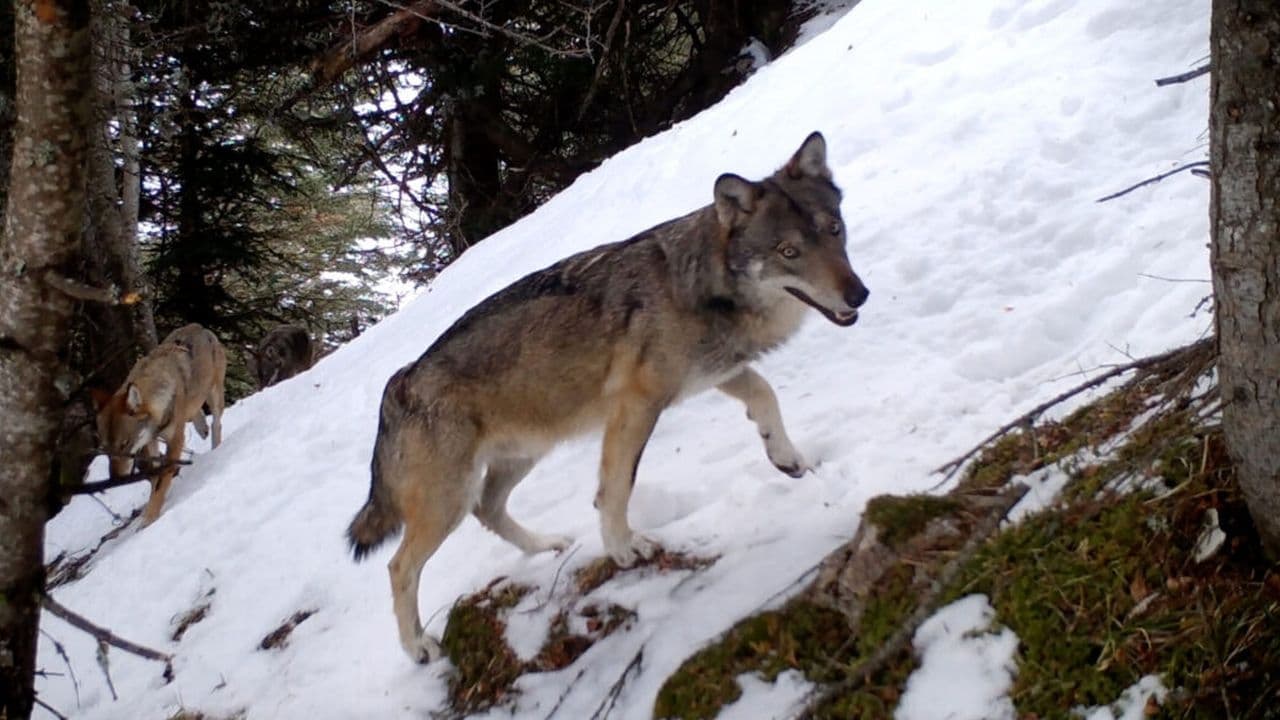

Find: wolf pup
348;132;868;662
249;324;314;389
93;323;228;525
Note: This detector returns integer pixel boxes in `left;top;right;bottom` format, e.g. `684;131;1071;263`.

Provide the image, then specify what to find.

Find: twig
34;697;69;720
1096;161;1209;203
932;339;1213;482
1154;63;1210;86
798;484;1030;717
522;545;581;615
70;460;192;496
39;629;80;708
95;640;117;701
589;646;644;720
1138;273;1211;284
42;594;174;677
542;667;588;720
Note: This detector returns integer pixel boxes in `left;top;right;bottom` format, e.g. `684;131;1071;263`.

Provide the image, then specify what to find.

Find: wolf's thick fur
249;324;314;389
348;133;868;662
93;323;227;525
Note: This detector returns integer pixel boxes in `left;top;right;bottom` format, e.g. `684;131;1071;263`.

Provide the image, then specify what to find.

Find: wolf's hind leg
386;430;477;663
474;458;571;554
718;367;810;478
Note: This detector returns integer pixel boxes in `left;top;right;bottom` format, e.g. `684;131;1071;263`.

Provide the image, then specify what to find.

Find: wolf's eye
779;245;799;259
827;220;842;235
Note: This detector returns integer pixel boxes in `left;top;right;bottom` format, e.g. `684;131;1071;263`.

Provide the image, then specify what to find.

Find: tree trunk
0;1;15;223
1209;0;1280;559
0;1;92;716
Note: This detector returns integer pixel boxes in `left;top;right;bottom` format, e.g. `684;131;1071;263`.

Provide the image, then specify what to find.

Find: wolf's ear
785;131;831;180
125;384;143;414
89;387;113;411
714;173;758;226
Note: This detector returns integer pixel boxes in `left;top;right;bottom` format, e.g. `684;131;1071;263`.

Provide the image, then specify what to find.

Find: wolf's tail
347;414;403;561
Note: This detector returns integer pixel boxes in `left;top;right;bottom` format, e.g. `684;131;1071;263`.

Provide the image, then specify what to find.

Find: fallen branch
1096;161;1209;203
68;460;192;496
1155;63;1210;86
42;594;174;681
589;646;644;720
933;338;1214;482
798;484;1030;717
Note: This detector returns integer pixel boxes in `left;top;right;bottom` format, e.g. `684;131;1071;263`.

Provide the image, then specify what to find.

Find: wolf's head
715;132;868;326
92;384;164;478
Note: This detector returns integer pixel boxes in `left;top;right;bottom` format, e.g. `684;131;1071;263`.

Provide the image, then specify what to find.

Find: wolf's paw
605;532;659;568
769;449;811;478
402;633;443;664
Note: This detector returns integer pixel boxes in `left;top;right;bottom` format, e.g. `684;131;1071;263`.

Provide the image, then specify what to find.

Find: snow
36;0;1210;718
1076;675;1168;720
895;595;1020;720
718;671;813;720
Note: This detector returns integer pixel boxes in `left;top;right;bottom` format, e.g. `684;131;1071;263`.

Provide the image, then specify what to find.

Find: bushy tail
347;425;403;561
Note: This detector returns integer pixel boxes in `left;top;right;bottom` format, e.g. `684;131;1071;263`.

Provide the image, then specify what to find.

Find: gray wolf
92;323;227;525
249;324;314;389
347;132;868;662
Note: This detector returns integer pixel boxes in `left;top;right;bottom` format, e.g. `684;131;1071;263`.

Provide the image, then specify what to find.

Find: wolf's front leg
717;367;810;478
597;396;664;566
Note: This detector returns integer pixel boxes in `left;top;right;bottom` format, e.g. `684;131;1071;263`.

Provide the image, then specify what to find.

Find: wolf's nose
845;277;870;308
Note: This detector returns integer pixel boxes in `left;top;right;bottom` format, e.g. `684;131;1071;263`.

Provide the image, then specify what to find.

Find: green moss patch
863;494;961;549
440;582;532;713
948;424;1280;718
442;552;716;715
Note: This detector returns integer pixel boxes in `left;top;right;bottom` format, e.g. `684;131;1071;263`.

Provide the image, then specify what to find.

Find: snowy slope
37;1;1211;718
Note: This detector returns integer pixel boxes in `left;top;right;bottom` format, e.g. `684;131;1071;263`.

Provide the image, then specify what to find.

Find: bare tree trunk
0;1;92;715
0;2;15;223
1209;0;1280;559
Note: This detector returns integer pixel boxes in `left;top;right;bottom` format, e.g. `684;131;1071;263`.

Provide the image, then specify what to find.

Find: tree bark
0;1;92;716
1209;0;1280;559
0;1;15;224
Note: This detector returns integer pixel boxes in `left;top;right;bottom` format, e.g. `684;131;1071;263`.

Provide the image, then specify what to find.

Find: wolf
347;132;868;662
93;323;228;525
248;324;314;389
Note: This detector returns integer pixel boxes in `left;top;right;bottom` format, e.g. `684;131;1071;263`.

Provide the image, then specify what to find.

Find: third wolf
348;132;869;662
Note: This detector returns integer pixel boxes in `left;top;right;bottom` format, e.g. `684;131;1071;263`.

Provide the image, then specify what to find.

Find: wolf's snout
844;276;869;309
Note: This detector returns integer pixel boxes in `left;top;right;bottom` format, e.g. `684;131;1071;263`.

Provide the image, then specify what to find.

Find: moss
863;494;961;549
439;583;532;714
574;549;717;595
654;598;852;720
532;602;637;672
656;558;927;720
947;425;1280;718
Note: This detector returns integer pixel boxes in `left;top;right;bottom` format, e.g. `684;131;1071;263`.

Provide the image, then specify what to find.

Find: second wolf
249;324;314;389
94;323;227;524
348;132;868;662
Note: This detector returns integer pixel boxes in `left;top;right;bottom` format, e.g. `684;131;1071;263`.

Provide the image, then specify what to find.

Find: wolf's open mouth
785;287;859;327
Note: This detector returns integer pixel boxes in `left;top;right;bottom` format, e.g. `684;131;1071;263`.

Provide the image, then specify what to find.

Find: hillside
36;1;1215;718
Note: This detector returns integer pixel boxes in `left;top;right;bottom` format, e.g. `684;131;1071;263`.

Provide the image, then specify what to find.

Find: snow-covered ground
37;0;1210;718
